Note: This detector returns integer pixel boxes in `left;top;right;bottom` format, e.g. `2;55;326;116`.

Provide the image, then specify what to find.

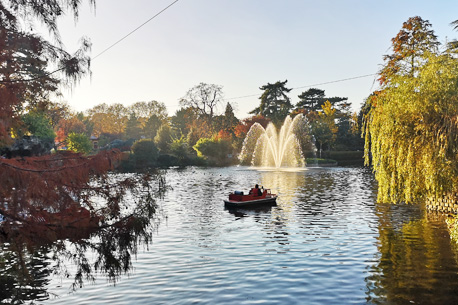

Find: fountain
239;114;314;168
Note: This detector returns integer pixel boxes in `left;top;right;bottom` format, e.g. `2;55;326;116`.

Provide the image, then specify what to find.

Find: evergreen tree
154;124;173;153
250;80;293;127
296;88;326;111
297;88;348;114
143;114;162;139
124;113;142;140
223;102;239;132
170;107;197;136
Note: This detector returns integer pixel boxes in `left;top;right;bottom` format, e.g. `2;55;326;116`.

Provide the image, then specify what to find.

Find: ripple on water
45;167;458;305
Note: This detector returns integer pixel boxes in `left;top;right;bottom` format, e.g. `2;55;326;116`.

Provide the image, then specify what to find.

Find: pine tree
250;80;293;127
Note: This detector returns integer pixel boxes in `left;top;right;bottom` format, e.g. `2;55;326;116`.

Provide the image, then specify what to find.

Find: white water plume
239;114;312;168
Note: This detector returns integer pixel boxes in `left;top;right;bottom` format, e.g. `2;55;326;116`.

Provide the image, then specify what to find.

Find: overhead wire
92;0;180;60
0;0;180;83
226;73;378;100
3;0;380;106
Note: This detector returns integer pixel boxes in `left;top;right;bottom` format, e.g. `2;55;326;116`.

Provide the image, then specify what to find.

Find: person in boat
249;184;263;196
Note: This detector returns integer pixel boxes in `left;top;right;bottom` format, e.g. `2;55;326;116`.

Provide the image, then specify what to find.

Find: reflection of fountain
239;114;313;168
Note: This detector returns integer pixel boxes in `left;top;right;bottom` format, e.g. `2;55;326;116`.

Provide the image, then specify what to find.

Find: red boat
224;187;277;208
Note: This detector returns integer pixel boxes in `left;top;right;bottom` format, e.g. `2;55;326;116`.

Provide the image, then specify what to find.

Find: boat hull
224;196;277;208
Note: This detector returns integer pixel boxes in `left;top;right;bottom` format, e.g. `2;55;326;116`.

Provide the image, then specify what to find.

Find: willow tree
364;52;458;204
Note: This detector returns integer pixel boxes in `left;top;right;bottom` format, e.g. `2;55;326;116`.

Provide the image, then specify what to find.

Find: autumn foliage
0;150;117;216
0;149;159;239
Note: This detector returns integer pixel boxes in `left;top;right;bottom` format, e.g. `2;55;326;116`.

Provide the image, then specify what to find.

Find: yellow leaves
366;52;458;204
320;100;336;117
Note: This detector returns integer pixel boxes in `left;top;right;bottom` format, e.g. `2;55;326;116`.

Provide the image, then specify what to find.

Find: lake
4;166;458;304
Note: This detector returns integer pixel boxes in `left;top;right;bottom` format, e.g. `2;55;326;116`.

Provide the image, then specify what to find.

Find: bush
131;139;159;169
315;151;364;166
193;138;232;166
67;132;92;154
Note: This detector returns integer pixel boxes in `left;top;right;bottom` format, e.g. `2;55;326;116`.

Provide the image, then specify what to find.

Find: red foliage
0;150;121;223
216;130;232;141
234;115;271;139
55;116;87;147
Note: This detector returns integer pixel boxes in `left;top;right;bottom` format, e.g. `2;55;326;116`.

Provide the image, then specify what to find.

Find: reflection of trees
0;173;165;303
0;246;51;303
366;204;458;304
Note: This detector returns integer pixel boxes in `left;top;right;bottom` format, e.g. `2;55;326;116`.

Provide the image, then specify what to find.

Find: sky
53;0;458;119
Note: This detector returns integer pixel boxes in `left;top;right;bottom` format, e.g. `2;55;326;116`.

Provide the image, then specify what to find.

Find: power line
0;0;180;83
227;73;378;100
292;73;378;90
92;0;180;60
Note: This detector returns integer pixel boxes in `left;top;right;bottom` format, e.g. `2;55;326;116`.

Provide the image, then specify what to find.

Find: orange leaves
0;150;122;216
216;130;232;141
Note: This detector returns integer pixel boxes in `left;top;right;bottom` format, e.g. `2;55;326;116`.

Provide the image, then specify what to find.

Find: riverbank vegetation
364;16;458;206
0;81;364;167
0;1;164;284
1;0;457;223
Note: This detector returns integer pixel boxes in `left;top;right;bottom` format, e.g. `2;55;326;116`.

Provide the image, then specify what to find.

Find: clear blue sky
55;0;458;119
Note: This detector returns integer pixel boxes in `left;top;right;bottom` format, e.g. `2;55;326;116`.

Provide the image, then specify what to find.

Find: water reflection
366;203;458;304
7;166;458;304
225;205;275;219
0;174;161;304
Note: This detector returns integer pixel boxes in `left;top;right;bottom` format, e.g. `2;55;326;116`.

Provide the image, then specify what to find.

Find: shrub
67;132;92;154
131;139;158;169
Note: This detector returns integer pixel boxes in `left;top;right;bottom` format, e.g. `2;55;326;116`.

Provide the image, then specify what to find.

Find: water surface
35;167;458;304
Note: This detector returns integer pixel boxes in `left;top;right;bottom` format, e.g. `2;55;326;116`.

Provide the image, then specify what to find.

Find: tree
124;113;142;140
170;107;198;136
169;136;190;164
128;100;168;122
379;16;439;84
86;103;128;136
310;101;338;157
296;88;326;111
43;101;73;129
193;137;232;165
67;132;92;154
0;1;92;146
143;114;163;140
154;124;173;153
212;103;239;138
20;112;56;143
250;80;293;127
221;102;239;134
335;111;363;151
0;0;160;247
296;88;349;114
55;116;87;148
180;83;224;129
364;52;458;204
131;138;159;168
448;19;458;50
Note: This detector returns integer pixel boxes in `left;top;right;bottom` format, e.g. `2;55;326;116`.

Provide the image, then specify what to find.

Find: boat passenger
249;184;262;196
